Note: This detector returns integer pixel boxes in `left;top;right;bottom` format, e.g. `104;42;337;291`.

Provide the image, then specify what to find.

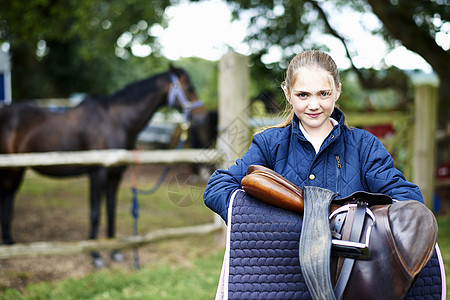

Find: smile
307;113;321;119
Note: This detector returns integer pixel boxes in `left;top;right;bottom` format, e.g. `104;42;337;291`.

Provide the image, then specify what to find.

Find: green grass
437;213;450;299
0;249;225;300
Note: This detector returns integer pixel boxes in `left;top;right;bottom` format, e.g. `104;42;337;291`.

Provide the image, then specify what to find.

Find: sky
144;0;447;73
150;1;249;61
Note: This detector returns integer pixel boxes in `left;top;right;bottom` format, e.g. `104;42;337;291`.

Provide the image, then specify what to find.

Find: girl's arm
360;132;424;203
203;133;271;222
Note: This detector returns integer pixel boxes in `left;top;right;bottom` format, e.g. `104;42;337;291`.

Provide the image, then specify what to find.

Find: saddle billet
240;165;439;300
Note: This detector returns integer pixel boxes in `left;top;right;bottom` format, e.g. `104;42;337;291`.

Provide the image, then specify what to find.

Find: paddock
0;51;446;292
0;150;223;260
0;164;224;290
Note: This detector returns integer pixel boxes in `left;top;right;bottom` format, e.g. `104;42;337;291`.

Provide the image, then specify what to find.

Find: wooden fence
0;149;224;259
0;222;222;260
0;149;222;168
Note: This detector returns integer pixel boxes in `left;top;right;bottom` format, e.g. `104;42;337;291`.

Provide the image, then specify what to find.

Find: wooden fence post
214;50;250;242
413;82;439;208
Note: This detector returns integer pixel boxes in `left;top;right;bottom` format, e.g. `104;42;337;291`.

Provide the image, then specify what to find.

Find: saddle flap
388;200;437;276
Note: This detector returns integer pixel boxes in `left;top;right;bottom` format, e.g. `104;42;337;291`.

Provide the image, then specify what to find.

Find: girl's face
284;67;341;137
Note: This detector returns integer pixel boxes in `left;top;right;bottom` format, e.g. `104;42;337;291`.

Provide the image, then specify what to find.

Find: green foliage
339;70;407;111
225;0;448;69
0;0;173;99
0;0;171;55
1;0;447;113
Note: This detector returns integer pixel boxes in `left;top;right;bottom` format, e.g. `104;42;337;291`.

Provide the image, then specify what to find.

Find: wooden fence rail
0;148;223;168
0;223;222;259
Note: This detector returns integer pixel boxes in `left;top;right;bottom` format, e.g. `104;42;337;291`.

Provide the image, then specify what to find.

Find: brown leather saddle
241;165;438;300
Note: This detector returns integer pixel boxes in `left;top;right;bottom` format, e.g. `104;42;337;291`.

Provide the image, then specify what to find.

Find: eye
296;92;308;99
320;90;332;97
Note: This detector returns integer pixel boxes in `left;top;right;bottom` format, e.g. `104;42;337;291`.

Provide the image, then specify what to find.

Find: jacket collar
292;107;346;141
331;107;346;126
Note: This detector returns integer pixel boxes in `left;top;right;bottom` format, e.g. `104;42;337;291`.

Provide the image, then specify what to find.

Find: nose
308;96;320;110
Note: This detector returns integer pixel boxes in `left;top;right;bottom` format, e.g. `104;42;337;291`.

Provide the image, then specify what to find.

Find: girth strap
299;186;336;300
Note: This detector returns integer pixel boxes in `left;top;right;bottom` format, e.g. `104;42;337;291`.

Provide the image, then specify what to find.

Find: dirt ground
0;164;218;293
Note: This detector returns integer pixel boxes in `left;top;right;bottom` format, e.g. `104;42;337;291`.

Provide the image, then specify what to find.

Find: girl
203;50;423;223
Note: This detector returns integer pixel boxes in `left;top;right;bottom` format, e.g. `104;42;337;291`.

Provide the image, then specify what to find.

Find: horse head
167;65;203;119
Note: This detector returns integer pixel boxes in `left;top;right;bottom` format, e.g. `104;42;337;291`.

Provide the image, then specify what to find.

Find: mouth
306;113;321;119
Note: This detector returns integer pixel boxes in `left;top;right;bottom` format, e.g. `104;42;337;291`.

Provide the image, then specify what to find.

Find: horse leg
0;168;25;245
106;168;125;262
88;168;107;268
0;192;16;245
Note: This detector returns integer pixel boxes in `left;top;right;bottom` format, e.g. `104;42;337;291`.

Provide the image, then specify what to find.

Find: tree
226;0;449;124
0;0;172;99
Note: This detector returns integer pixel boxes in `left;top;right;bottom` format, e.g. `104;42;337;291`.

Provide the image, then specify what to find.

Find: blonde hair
265;50;340;130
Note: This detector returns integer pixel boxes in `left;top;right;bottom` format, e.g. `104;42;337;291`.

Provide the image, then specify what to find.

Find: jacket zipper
336;155;341;195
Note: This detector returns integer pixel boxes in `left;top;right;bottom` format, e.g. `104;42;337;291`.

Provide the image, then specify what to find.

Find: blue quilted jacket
204;108;424;222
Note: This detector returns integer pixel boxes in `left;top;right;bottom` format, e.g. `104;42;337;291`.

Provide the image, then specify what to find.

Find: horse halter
168;74;203;120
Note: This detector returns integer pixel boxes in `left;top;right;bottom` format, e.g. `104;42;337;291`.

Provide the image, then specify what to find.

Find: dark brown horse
0;67;201;267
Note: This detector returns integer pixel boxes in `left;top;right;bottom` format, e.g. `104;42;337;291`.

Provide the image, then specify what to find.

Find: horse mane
79;71;171;108
110;72;169;102
78;67;189;109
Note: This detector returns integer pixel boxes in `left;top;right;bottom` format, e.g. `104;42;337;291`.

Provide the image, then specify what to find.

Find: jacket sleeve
203;133;272;223
360;132;424;203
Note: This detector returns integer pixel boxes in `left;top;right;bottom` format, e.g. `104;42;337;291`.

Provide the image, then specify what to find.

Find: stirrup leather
330;202;375;260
